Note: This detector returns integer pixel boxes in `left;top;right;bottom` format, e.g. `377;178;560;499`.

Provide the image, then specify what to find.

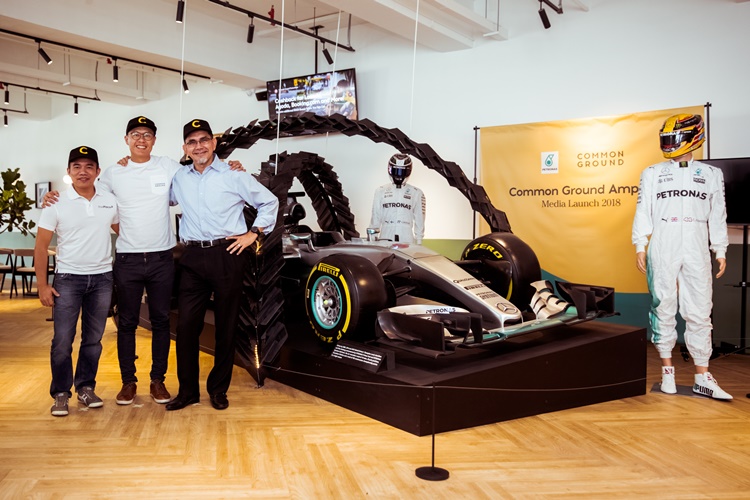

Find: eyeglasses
128;131;155;141
185;136;213;148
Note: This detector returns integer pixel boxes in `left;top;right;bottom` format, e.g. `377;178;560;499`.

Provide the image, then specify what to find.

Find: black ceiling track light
247;15;255;44
322;44;334;65
36;39;52;65
176;0;185;23
538;0;563;29
538;4;551;29
182;78;190;94
112;58;119;82
3;83;9;105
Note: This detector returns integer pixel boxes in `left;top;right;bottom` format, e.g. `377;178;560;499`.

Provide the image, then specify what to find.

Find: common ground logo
541;151;558;174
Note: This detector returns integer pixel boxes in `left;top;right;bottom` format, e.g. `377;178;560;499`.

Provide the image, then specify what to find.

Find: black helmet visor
660;130;694;151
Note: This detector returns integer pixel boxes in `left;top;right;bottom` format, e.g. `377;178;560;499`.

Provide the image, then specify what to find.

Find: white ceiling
0;0;591;117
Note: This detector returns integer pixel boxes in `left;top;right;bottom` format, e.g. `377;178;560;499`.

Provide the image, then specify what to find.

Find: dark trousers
113;250;174;384
175;243;245;398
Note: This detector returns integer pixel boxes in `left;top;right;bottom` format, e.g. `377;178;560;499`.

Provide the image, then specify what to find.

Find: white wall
2;0;749;242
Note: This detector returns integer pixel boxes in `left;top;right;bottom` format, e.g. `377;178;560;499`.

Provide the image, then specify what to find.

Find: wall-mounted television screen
266;68;358;122
701;157;750;226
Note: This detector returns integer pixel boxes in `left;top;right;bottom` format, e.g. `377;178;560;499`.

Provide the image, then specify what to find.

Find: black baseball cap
183;119;213;140
126;116;157;135
68;146;99;165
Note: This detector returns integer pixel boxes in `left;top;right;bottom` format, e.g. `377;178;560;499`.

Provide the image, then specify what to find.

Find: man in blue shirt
165;119;279;411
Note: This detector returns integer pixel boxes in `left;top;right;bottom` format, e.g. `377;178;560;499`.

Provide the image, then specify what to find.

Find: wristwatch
250;226;262;235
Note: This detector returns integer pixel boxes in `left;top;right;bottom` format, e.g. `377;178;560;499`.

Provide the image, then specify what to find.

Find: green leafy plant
1;167;36;235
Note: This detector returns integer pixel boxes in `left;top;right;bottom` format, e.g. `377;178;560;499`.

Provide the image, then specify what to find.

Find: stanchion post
415;383;449;481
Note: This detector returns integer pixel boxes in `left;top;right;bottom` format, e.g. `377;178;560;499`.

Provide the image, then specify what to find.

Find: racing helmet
388;154;412;188
659;114;705;159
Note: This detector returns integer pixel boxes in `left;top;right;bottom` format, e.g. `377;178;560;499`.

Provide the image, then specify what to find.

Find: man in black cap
34;146;119;416
165;119;278;411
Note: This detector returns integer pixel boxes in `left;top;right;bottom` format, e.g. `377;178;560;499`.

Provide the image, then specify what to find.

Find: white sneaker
660;366;676;394
693;372;733;400
77;386;104;408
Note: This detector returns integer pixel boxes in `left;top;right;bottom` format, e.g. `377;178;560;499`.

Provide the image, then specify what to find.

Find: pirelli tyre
461;232;541;309
305;254;388;343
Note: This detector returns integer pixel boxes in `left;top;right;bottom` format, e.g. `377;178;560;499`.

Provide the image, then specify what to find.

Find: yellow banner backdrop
480;105;704;294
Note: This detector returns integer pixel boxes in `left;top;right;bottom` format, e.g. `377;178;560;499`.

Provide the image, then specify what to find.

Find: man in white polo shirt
35;146;119;417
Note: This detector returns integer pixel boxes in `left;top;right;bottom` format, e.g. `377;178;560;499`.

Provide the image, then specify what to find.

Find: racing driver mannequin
632;113;731;400
370;154;426;244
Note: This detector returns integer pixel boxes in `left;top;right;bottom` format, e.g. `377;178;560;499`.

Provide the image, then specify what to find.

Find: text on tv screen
266;68;358;122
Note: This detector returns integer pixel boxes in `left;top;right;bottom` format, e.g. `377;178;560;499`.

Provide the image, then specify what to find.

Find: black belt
183;238;231;248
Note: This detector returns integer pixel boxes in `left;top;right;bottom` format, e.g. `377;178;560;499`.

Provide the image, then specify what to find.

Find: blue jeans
50;272;113;398
113;250;174;384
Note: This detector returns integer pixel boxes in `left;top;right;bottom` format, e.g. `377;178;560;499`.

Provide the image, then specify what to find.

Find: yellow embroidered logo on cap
138;116;147;124
191;120;201;128
79;146;88;155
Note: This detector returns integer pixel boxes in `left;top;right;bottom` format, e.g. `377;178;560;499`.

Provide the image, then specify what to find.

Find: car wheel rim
311;276;342;329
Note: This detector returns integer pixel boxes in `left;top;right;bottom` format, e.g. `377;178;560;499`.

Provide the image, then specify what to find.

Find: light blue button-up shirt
171;155;278;241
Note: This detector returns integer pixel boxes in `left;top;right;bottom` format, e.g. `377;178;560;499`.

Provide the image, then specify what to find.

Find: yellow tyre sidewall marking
340;275;351;335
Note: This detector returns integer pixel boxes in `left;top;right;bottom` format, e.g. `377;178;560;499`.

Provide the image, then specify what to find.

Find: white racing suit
370;182;426;244
632;159;728;366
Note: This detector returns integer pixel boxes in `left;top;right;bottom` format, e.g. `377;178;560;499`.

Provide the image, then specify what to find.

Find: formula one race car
210;113;615;380
278;193;615;359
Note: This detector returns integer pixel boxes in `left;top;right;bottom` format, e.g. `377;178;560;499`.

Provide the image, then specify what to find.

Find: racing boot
660;366;676;394
693;372;733;400
530;280;571;319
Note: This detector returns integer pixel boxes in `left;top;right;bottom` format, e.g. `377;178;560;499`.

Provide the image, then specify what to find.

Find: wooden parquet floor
1;293;749;499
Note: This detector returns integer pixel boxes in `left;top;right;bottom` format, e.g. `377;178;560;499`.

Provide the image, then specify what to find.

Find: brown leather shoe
150;380;171;404
116;382;137;405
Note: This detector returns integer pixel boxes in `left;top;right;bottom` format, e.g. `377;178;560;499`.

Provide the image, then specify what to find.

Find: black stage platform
269;321;647;436
145;305;646;436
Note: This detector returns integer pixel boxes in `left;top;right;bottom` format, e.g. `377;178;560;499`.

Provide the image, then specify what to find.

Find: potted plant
1;167;36;235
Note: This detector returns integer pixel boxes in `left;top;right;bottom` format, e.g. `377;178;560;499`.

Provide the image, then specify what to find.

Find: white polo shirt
97;155;182;253
37;188;119;274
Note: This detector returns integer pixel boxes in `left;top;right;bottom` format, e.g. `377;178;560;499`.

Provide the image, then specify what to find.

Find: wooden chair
11;248;36;298
0;248;12;293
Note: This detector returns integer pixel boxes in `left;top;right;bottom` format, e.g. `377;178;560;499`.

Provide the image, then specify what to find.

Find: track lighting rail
0;28;211;81
205;0;355;53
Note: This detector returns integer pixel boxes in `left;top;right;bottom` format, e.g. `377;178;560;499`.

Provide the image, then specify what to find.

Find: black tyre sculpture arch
216;112;512;234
